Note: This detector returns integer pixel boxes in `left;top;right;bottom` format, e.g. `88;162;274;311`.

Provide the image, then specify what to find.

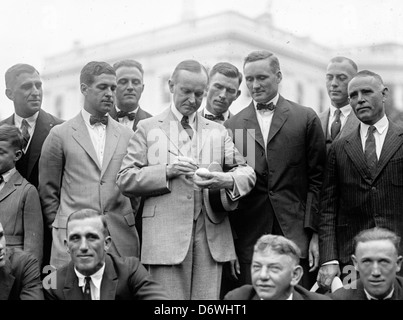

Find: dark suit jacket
0;109;63;188
43;253;170;300
224;284;331;300
319;121;403;265
0;248;44;300
0;171;43;265
330;276;403;300
109;106;152;133
224;96;326;262
318;108;360;154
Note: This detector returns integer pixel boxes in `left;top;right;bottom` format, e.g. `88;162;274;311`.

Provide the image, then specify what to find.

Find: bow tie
256;102;275;111
89;115;108;126
204;113;224;122
117;111;136;121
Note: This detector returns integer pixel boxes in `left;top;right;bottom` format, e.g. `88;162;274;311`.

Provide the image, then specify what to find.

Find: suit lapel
133;108;147;131
71;114;102;170
100;255;118;300
267;96;289;145
243;102;265;151
63;262;85;300
0;259;15;300
375;123;403;179
101;116;120;176
344;128;373;183
339;111;360;139
319;109;330;137
158;109;183;155
196;113;213;157
0;171;22;202
25;110;55;178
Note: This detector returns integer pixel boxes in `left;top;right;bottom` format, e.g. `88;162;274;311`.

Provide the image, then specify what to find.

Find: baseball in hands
193;168;210;183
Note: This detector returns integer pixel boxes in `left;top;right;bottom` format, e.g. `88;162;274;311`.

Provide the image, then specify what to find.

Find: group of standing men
1;48;403;300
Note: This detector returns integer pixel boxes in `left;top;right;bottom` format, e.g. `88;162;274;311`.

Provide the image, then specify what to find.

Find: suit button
100;180;105;185
269;191;274;196
187;195;192;199
372;187;376;192
262;171;268;177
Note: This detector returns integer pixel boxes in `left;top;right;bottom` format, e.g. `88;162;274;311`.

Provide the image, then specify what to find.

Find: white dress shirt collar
360;114;389;137
170;104;196;127
253;93;280;113
329;104;352;118
81;109;107;128
75;263;106;300
14;111;39;129
364;286;394;300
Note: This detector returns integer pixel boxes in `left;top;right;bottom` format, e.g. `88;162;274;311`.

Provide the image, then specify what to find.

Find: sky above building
1;0;402;118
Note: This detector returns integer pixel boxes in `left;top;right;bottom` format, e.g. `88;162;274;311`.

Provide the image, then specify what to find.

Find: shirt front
0;167;16;192
75;264;105;300
114;106;139;128
328;104;352;136
254;93;279;150
81;109;107;167
14;111;39;152
359;115;389;160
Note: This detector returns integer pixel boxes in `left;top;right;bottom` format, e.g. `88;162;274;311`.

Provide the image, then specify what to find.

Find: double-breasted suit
0;109;63;188
39;112;139;268
319;121;403;265
224;96;326;268
318;108;360;154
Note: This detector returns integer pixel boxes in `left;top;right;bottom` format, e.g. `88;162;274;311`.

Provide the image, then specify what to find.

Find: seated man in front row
43;209;170;300
0;222;44;300
330;227;403;300
224;234;330;300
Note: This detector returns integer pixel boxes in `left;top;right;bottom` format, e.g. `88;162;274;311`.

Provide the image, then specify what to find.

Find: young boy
0;124;43;266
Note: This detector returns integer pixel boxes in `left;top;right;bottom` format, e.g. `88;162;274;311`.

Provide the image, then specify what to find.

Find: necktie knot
181;116;194;140
90;115;108;126
330;109;342;140
84;276;92;300
20;119;31;151
117;111;136;121
256;102;275;111
204;113;224;122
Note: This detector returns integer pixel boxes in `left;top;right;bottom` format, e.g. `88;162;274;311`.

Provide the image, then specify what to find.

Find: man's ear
290;265;303;287
104;236;112;252
396;256;402;273
64;239;70;253
382;87;389;101
14;149;22;162
168;79;174;94
276;71;283;84
80;83;88;95
352;254;358;270
5;88;13;101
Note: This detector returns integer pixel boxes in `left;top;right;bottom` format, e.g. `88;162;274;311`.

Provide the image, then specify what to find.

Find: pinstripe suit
319;120;403;265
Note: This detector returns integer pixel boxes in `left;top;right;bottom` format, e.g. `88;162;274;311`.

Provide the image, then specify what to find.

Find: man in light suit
117;59;256;300
0;63;63;270
109;59;153;252
318;70;403;291
39;61;139;269
224;50;326;290
318;56;360;153
199;62;242;124
44;209;169;300
330;227;403;300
